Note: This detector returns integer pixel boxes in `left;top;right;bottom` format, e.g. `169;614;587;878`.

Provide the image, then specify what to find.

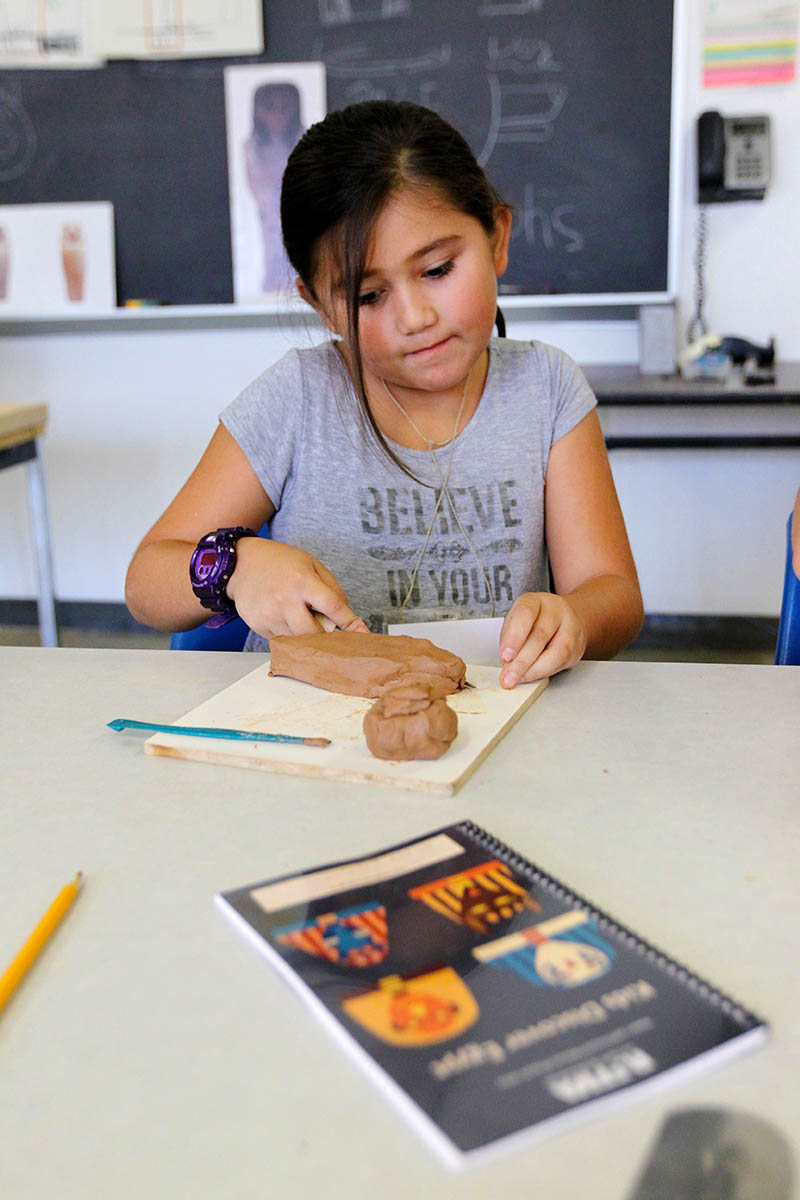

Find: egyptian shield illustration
342;968;479;1047
473;911;615;988
273;902;388;966
409;860;541;934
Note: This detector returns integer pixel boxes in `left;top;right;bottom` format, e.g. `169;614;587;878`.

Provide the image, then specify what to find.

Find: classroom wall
1;0;798;620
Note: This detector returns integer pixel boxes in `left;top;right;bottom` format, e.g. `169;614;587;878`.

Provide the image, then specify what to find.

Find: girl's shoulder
220;340;354;487
230;340;344;409
257;338;340;384
490;335;583;378
488;336;591;399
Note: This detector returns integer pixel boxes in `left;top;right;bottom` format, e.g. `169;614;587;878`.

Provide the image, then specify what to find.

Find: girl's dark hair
280;100;507;472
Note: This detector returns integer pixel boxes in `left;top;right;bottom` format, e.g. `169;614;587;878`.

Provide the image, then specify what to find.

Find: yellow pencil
0;871;83;1013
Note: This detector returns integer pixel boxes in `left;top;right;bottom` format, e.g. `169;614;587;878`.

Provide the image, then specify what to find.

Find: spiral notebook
216;821;767;1169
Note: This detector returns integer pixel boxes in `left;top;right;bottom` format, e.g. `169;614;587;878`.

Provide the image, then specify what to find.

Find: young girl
126;100;643;687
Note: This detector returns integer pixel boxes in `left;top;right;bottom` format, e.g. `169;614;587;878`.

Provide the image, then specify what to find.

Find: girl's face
303;188;511;405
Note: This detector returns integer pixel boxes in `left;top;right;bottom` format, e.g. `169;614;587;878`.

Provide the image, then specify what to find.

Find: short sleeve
220;349;304;510
542;343;598;446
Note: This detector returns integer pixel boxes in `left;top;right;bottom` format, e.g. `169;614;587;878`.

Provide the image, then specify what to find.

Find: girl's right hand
226;537;369;639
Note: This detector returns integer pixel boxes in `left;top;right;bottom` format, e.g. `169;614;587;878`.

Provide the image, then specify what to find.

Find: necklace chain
377;366;495;619
379;369;471;451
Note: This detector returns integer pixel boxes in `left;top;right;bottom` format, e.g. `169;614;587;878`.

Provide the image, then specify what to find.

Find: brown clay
363;681;458;760
268;631;466;699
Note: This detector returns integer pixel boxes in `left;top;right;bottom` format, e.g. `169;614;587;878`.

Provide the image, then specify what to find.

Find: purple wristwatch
189;527;256;628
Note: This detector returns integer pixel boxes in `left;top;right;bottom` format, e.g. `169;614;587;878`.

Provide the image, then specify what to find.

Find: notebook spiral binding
457;819;762;1031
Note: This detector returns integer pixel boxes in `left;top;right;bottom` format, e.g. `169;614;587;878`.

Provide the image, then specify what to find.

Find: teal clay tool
108;718;330;747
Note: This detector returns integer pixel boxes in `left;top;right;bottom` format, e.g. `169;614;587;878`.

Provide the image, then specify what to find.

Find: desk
586;362;800;449
1;648;797;1199
0;403;57;646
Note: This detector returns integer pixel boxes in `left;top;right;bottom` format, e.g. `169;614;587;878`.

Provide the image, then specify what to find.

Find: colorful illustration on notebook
273;903;388;966
342;968;479;1047
409;860;541;934
473;910;615;987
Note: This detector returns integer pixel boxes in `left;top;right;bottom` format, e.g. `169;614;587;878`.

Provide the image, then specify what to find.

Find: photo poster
0;202;116;313
225;62;327;306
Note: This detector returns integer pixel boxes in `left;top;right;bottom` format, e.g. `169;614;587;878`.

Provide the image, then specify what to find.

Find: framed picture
225;62;326;306
0;201;115;312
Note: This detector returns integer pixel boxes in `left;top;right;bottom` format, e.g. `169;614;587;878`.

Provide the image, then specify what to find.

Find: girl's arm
499;409;643;686
125;423;367;636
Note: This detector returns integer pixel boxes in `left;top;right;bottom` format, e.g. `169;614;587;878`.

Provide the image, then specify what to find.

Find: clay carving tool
107;719;330;747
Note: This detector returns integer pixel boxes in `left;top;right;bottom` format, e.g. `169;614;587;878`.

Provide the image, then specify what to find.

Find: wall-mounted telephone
697;110;770;203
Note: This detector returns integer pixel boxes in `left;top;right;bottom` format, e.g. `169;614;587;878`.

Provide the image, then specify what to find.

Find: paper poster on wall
703;0;798;86
0;0;99;67
95;0;263;60
0;202;116;313
225;63;326;307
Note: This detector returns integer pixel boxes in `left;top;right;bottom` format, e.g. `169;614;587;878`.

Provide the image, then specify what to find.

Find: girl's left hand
498;592;587;687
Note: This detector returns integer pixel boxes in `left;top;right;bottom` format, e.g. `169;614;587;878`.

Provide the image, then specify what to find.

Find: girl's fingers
281;603;330;636
515;639;571;683
303;580;368;635
241;548;369;638
338;614;370;633
499;592;586;687
311;611;339;632
499;595;542;662
265;598;367;639
500;615;560;687
313;609;369;633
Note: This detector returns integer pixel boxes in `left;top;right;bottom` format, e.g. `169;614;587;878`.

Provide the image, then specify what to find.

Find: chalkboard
0;0;674;306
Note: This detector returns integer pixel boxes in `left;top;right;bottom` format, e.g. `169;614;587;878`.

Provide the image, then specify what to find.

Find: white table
1;649;797;1198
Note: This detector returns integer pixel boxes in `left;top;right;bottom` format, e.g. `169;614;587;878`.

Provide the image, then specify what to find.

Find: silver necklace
379;371;469;450
378;369;496;617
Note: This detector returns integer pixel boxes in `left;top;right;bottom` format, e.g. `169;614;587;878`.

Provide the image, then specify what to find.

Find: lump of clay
268;631;466;699
363;681;458;761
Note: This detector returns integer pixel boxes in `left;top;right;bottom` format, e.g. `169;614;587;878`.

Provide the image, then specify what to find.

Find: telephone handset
697;110;770;203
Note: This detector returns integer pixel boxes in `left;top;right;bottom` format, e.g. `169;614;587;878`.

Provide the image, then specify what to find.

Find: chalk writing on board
487;34;561;73
478;37;566;163
480;78;567;160
0;85;36;182
321;43;452;78
479;0;544;14
517;188;584;254
320;0;412;26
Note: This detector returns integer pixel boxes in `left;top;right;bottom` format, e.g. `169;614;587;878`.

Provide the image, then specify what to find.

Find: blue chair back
170;524;269;651
775;511;800;665
170;614;251;652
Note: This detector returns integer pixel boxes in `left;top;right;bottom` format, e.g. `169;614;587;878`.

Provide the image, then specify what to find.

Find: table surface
1;648;797;1199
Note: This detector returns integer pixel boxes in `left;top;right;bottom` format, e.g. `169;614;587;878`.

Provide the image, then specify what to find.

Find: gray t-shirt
221;336;596;644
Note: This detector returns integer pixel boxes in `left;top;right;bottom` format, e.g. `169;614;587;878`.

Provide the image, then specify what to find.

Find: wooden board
144;661;547;795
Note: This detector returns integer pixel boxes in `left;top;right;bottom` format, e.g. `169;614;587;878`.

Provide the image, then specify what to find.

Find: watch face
194;548;218;582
